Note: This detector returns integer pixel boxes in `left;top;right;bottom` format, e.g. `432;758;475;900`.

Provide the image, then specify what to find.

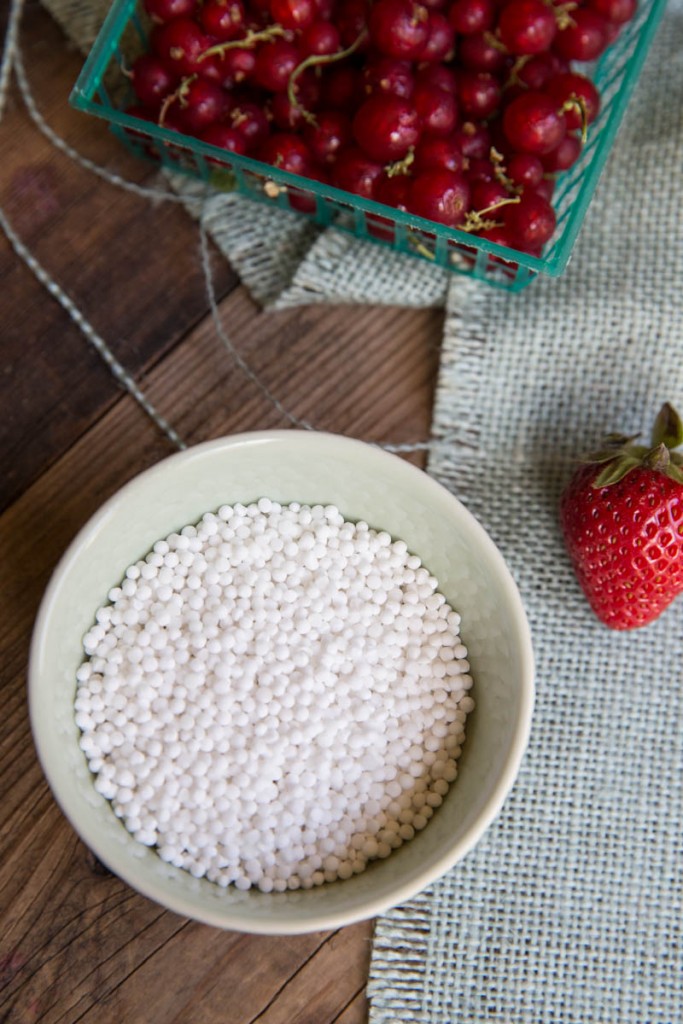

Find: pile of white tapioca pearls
75;499;474;892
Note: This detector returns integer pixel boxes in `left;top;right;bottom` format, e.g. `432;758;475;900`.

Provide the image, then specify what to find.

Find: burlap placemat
165;176;450;309
369;7;683;1022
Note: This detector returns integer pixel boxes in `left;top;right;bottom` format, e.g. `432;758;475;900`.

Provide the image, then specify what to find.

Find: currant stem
483;29;508;54
504;55;531;90
407;231;436;260
460;195;520;233
489;147;518;193
551;1;578;30
560;94;589;142
287;27;369;127
158;74;196;126
199;24;286;62
386;148;415;177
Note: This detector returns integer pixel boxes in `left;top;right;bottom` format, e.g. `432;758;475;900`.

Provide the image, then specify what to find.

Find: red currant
369;0;431;59
497;0;557;55
513;50;568;90
332;146;384;197
466;155;496;182
229;99;271;148
257;132;314;174
200;122;248;155
335;0;372;47
144;0;197;23
270;0;317;31
130;54;178;109
457;71;501;120
453;120;492;159
603;20;622;45
300;20;341;56
270;74;321;129
151;19;209;76
199;0;245;40
287;184;319;214
253;39;301;92
448;0;495;35
587;0;637;23
541;131;581;171
303;110;352;164
179;78;230;133
458;31;510;73
413;83;459;135
553;9;609;61
352;93;421;162
546;72;600;129
313;0;335;20
408;169;471;226
219;47;257;85
503;90;566;154
417;12;455;62
533;176;555;201
375;173;412;209
470;177;510;212
415;63;457;94
504;189;556;246
320;65;364;109
477;224;518;251
506;152;544;188
413;135;466;173
362;57;416;99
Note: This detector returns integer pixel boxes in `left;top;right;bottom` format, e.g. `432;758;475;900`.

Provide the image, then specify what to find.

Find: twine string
0;203;187;450
13;40;189;207
199;205;317;432
1;0;454;456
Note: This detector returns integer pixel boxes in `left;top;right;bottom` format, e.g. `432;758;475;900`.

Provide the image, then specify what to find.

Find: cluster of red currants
129;0;637;256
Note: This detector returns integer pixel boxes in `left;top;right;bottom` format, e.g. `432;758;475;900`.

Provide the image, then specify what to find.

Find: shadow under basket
71;0;666;292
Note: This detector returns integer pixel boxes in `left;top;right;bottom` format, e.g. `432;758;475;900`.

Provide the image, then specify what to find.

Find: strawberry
560;403;683;630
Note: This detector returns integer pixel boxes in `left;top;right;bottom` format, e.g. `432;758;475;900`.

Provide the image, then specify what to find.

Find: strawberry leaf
664;463;683;485
651;403;683;450
592;456;642;488
583;443;648;465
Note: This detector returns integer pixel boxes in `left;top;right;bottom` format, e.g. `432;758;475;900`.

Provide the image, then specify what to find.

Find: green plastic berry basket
70;0;667;292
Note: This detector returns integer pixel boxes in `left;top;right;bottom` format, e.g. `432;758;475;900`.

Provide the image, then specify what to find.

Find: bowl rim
29;429;535;933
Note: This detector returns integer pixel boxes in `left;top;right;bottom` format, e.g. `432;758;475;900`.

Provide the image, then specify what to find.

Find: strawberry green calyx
652;401;683;449
589;403;683;489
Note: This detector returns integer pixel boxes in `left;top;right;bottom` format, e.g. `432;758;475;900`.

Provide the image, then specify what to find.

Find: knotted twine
11;2;683;1021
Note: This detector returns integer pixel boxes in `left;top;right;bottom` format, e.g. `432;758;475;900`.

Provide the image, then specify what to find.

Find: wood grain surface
0;5;444;1022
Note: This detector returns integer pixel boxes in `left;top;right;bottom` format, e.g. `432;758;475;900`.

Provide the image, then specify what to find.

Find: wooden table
0;5;443;1021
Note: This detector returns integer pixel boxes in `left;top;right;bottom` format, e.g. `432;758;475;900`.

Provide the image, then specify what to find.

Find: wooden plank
74;929;335;1024
332;989;370;1024
243;924;372;1024
0;2;237;510
0;277;442;1023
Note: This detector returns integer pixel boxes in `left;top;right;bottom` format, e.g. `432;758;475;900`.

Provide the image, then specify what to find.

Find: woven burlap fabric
369;8;683;1023
163;175;450;309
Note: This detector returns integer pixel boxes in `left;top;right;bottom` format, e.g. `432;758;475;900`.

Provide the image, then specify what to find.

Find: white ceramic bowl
29;430;533;934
